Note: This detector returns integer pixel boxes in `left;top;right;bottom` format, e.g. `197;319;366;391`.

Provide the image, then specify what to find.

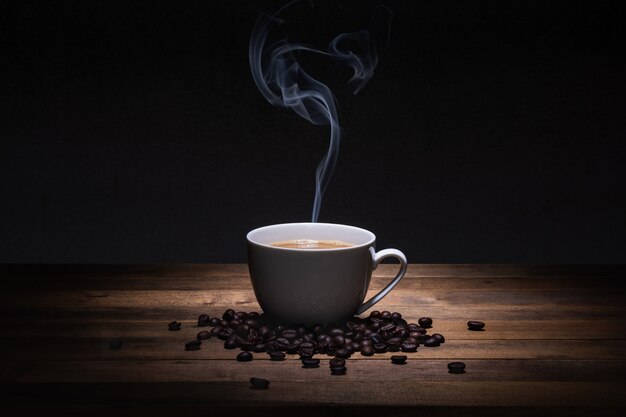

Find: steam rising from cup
249;1;391;222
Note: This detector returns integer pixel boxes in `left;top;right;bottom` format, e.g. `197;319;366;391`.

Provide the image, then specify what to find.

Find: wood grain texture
0;264;625;416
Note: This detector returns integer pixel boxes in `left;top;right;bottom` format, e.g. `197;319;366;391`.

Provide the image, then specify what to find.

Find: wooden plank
5;359;626;383
0;381;624;406
2;319;624;340
0;338;624;361
2;288;624;310
1;264;623;279
2;304;624;322
1;274;622;291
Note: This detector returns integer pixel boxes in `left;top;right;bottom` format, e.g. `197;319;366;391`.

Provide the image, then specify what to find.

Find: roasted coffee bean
368;322;381;331
418;317;433;328
237;351;253;362
328;328;344;337
329;358;346;367
269;351;286;361
391;355;407;365
369;310;381;318
393;327;409;339
361;345;375;356
424;337;440;347
369;333;384;344
220;319;229;327
275;337;290;350
222;309;236;321
197;330;211;340
316;334;330;343
330;366;347;375
286;344;299;354
400;341;417;352
335;348;351;359
224;338;239;350
247;312;260;319
387;337;403;346
281;329;297;339
236;311;248;321
395;318;408;327
409;331;421;339
363;329;375;338
240;340;254;351
448;362;466;374
380;323;395;333
415;327;427;334
168;321;182;331
431;333;445;344
226;320;240;329
407;323;419;332
245;319;259;329
258;326;271;339
197;314;210;327
373;343;388;353
253;343;267;353
351;341;361;351
380;311;392;320
333;335;345;347
391;312;402;320
302;358;320;368
405;337;418;345
360;339;373;347
388;344;400;352
209;317;221;327
108;338;122;350
185;340;201;351
250;377;270;389
210;326;223;337
217;327;233;340
467;321;485;331
298;342;315;358
296;326;307;336
417;334;431;344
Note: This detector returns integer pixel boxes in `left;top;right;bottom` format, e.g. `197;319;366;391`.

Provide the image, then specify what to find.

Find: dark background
2;0;625;264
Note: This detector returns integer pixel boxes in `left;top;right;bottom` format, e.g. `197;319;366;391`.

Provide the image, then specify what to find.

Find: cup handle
356;247;408;315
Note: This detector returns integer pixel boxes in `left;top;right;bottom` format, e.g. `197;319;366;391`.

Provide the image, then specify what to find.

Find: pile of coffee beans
178;309;448;375
170;309;486;381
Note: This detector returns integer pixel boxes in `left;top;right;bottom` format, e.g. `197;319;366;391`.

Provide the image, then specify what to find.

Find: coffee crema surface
270;239;355;249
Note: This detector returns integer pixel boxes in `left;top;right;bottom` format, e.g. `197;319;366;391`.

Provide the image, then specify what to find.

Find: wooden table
1;264;625;416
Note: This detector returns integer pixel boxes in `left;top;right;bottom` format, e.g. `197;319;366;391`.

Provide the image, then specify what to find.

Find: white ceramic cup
246;222;407;325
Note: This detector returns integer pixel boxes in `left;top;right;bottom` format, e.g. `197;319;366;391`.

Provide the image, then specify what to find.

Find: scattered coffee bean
431;333;445;344
418;317;433;328
197;330;211;340
467;321;485;331
424;337;440;347
250;377;270;389
168;321;182;331
400;341;417;352
330;365;347;375
237;351;253;362
302;358;320;368
329;358;345;367
108;338;122;350
197;314;210;327
391;355;407;365
448;362;466;374
268;351;285;361
185;339;201;351
209;317;221;327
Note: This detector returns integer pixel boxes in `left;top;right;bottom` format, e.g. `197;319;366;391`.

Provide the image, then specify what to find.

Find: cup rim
247;222;376;252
